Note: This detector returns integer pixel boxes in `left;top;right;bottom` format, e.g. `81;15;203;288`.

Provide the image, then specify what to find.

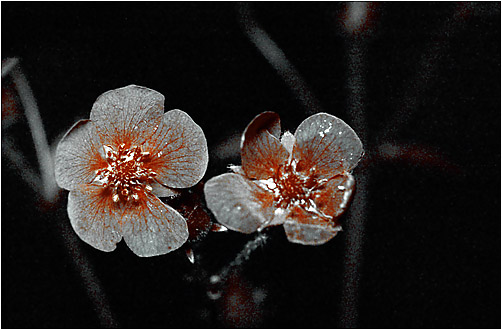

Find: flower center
258;160;324;210
93;144;157;203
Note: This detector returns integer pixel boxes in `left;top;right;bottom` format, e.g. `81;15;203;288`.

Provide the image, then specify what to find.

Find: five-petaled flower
204;112;363;245
55;85;208;257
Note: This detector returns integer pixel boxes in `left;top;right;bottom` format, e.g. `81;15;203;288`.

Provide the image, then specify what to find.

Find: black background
2;2;500;328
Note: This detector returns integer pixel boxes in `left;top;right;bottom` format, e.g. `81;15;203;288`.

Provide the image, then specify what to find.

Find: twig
2;58;117;327
1;57;19;78
57;211;119;328
237;3;323;116
2;137;43;194
4;58;59;202
208;232;268;299
340;33;368;328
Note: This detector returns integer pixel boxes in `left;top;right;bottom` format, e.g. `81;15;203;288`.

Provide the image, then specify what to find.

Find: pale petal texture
283;206;342;246
314;173;355;219
241;112;289;180
293;113;364;179
55;120;106;191
204;112;362;245
204;173;275;234
56;85;207;256
67;185;123;252
150;181;178;198
122;192;189;257
90;85;164;147
145;109;208;188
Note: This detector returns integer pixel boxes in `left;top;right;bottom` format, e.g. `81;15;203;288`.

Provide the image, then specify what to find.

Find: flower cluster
204;112;363;245
55;85;208;257
56;86;363;256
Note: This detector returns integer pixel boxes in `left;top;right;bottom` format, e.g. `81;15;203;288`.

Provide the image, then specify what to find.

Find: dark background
2;2;500;328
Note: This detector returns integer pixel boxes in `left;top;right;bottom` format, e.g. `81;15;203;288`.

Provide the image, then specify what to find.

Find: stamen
93;144;157;204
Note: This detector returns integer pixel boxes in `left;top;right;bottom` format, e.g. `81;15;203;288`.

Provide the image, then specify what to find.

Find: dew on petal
283;206;342;246
204;111;363;246
293;112;364;179
314;173;355;219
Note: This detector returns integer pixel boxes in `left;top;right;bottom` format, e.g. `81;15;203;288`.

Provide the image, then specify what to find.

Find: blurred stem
3;58;116;327
5;58;59;202
237;2;323;116
209;232;268;295
56;209;119;328
1;57;19;78
2;137;43;194
12;63;58;202
340;36;368;328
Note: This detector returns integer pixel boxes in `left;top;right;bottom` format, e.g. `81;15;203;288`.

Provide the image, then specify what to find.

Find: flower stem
340;35;368;328
208;232;268;299
236;3;323;116
4;58;59;202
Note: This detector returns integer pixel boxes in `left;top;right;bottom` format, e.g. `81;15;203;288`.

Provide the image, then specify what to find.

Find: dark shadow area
2;3;500;328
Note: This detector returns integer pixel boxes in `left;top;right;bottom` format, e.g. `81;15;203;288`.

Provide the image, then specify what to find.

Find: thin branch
5;58;59;202
2;137;43;194
340;32;368;328
2;58;117;327
57;212;119;328
1;57;19;78
237;3;324;116
208;232;268;300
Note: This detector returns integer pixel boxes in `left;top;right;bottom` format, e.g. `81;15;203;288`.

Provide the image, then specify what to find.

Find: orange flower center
259;161;325;210
93;144;157;203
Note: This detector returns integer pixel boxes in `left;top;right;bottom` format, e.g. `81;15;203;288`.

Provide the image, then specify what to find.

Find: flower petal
121;192;189;257
67;185;123;252
90;85;164;147
241;112;289;180
293;113;364;178
314;173;355;218
150;181;178;198
280;131;295;155
144;109;208;188
283;206;342;246
204;173;275;234
55;120;107;190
